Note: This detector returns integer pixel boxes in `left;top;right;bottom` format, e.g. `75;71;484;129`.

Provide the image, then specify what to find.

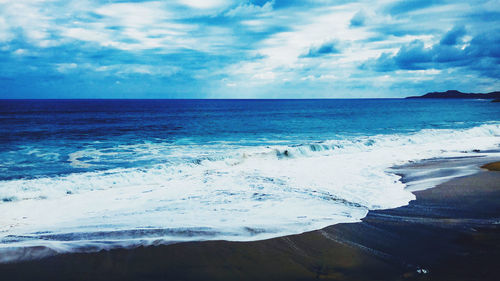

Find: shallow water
0;99;499;261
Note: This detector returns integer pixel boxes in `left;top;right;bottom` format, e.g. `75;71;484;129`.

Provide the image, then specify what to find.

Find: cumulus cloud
361;26;500;78
0;0;499;98
225;1;274;17
350;11;365;27
300;40;341;58
0;16;13;42
178;0;233;10
55;63;78;73
440;25;466;45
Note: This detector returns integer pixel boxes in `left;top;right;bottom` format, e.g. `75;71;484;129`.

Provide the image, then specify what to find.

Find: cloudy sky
0;0;499;98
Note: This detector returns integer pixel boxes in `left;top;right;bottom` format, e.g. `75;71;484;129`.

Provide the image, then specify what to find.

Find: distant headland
406;90;500;100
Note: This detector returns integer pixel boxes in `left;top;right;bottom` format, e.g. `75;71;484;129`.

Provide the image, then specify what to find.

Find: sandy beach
2;0;499;278
2;160;500;281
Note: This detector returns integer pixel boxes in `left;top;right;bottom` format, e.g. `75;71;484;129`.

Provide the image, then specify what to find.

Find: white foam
0;123;499;262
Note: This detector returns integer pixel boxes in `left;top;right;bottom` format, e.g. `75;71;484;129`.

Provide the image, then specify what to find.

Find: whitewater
1;122;499;262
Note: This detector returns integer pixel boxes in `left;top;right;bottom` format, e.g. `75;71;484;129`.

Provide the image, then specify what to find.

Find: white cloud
252;71;276;80
95;64;180;77
52;1;201;52
398;69;442;75
1;0;498;97
178;0;233;10
62;27;109;43
0;0;59;46
221;3;371;86
13;49;29;56
56;63;78;73
216;0;479;96
0;16;12;42
225;1;273;17
0;0;226;52
94;2;170;27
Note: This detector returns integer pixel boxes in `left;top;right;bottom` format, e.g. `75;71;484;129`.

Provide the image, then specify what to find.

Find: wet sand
482;161;500;171
2;162;500;280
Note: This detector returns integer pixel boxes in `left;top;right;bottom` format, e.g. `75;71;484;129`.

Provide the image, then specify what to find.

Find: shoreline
482;161;500;171
2;159;500;280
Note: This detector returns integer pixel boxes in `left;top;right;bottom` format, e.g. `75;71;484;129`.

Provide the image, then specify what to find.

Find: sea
1;99;499;261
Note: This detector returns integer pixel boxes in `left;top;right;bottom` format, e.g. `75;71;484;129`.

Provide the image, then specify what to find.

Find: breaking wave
0;123;499;262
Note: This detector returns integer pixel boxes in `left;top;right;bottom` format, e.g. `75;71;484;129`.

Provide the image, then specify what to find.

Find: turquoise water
1;99;499;180
0;99;499;261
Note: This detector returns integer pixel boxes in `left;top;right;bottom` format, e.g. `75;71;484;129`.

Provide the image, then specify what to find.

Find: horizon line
0;97;408;100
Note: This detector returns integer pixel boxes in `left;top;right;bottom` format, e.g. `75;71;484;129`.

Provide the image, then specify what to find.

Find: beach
1;0;499;279
2;159;500;281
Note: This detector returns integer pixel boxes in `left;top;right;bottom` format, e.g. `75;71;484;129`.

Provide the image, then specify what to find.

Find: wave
0;123;499;262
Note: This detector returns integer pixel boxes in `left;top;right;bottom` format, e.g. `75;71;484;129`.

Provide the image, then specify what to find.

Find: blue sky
0;0;499;98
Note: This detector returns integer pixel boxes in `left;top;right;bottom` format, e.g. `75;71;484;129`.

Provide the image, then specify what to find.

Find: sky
0;0;499;98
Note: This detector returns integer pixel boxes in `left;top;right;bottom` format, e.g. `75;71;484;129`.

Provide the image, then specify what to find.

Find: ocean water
0;99;499;261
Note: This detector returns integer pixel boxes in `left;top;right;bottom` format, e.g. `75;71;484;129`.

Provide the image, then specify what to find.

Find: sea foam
0;123;499;262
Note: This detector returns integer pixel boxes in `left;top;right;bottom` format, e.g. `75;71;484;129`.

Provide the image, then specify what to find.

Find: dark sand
482;161;500;171
2;165;500;280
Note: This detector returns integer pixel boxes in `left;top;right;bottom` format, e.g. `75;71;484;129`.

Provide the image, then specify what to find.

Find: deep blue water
1;98;500;260
1;99;499;181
